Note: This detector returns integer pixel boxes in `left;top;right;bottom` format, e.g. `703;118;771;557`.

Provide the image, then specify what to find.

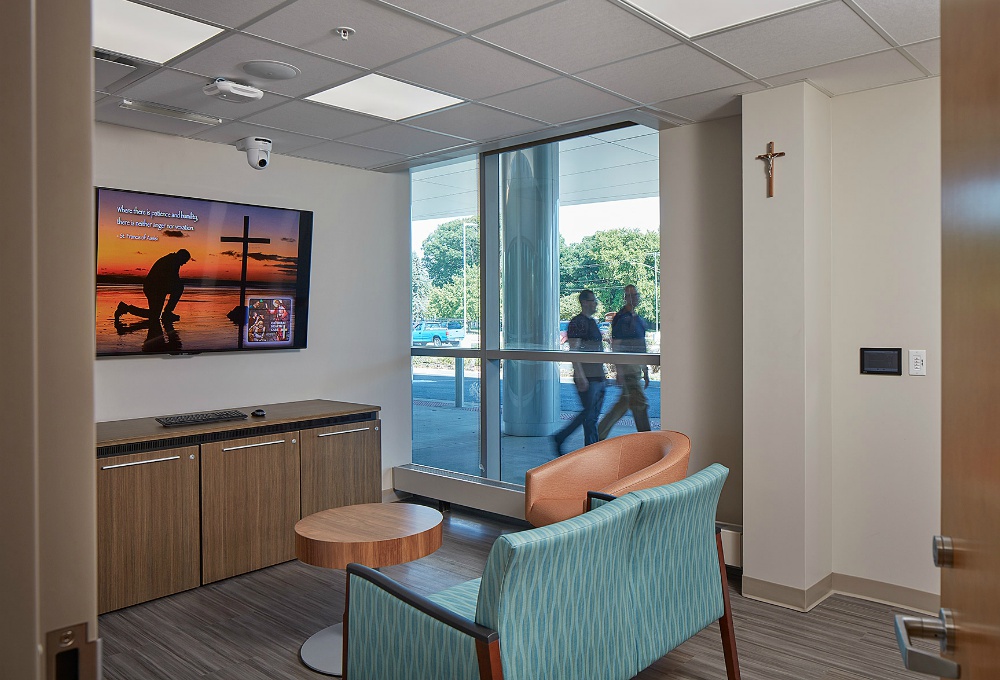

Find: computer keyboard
156;409;249;427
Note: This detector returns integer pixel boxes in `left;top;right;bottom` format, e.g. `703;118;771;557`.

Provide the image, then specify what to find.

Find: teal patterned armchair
343;464;740;680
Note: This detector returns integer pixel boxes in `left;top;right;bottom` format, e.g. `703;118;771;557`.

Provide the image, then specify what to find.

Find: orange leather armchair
524;430;691;527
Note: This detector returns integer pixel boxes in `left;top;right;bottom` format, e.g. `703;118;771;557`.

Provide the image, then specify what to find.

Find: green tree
427;264;480;324
411;252;432;321
421;217;480;288
558;228;660;327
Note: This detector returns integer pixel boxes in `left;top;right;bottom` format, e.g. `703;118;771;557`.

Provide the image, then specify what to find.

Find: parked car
445;320;466;345
412;320;465;346
411;321;449;347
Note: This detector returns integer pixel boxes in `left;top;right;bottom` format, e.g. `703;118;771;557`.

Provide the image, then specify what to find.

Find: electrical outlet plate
909;349;927;376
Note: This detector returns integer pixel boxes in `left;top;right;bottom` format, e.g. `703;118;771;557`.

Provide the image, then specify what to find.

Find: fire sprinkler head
334;26;356;40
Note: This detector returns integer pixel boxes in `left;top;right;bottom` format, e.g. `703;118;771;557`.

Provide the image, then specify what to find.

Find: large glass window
411;125;660;487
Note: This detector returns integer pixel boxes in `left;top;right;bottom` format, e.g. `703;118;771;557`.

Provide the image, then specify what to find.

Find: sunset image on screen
95;189;310;355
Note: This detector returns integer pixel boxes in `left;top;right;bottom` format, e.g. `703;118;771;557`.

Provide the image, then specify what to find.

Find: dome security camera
235;136;272;170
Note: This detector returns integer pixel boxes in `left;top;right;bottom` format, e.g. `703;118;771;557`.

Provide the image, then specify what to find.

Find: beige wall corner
742;82;834;592
1;0;97;677
660;117;744;525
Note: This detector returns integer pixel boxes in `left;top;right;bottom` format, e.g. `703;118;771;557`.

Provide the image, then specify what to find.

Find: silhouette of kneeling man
115;249;191;322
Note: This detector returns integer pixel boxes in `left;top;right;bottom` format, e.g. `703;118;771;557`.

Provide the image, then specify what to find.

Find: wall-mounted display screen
96;187;312;356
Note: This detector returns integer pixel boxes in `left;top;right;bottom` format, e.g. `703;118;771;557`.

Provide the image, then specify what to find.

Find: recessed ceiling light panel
305;74;462;121
242;60;301;80
623;0;815;37
92;0;223;63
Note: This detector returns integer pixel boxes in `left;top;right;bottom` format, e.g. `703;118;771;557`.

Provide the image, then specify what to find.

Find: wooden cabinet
200;433;300;584
97;447;200;614
300;419;382;516
96;399;381;609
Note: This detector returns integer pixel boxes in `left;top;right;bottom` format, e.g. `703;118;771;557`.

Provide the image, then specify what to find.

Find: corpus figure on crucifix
756;141;785;198
222;215;271;347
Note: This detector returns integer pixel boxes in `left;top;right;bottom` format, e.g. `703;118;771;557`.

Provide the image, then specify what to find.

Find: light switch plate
909;349;927;376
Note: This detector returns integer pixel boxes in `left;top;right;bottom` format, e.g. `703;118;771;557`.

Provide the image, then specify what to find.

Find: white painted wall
830;78;941;595
660;116;744;525
93;123;412;490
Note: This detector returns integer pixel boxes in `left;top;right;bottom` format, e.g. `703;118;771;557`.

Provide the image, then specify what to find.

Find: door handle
894;608;960;678
933;535;955;568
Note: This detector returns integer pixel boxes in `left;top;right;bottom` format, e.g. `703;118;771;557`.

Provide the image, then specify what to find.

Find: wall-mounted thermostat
860;347;902;375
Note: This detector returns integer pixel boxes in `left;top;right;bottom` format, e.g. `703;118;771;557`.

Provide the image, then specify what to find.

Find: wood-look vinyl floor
99;504;932;679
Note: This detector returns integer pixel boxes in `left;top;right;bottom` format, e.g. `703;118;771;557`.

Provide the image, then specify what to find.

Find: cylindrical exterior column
501;145;560;436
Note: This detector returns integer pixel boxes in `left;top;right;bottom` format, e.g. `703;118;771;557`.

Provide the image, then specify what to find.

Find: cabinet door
97;447;200;613
300;419;381;516
201;433;300;584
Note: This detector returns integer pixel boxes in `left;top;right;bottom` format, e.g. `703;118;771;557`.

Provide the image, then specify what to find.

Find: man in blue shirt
598;284;650;439
552;290;607;455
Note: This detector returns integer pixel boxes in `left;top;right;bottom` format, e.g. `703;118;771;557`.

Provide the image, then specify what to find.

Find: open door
897;0;1000;677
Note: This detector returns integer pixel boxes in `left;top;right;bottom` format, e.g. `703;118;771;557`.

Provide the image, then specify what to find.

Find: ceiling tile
189;121;327;153
904;39;940;76
765;48;927;96
577;44;747;104
144;0;284;29
241;99;386;139
696;2;890;78
117;68;286;118
482;78;634;125
244;0;456;70
287;140;410;169
94;57;136;91
94;95;220;136
172;33;363;97
652;81;764;122
338;124;470;156
854;0;940;45
382;39;555;100
475;0;677;74
382;0;554;33
406;103;546;141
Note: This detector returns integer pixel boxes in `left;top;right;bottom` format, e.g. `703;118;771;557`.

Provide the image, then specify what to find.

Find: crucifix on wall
222;215;271;348
756;141;786;198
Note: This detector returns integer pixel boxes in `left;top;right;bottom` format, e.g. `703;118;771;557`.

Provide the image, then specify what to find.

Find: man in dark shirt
598;284;651;439
552;290;607;455
114;249;191;322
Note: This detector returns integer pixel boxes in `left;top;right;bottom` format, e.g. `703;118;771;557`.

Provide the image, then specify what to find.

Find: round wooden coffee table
294;503;443;677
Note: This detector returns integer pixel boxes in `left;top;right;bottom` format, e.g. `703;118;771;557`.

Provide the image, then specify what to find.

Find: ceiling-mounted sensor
242;60;301;80
202;78;264;103
333;26;356;40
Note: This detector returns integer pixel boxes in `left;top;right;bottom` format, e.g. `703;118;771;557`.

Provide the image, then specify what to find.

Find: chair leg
716;531;741;680
475;638;504;680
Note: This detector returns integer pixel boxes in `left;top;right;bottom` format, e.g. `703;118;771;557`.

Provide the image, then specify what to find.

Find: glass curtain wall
411;125;660;486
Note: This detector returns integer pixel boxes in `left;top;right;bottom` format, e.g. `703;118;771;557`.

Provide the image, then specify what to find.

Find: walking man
552;290;607;455
598;284;650;439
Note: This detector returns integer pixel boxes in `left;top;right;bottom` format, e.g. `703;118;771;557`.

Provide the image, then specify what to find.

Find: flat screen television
96;187;312;356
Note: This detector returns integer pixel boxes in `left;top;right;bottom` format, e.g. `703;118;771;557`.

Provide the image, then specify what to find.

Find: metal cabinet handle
894;609;960;678
317;427;370;437
101;455;180;470
222;439;285;452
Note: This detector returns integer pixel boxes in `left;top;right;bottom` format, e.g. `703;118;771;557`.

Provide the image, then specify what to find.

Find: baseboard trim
382;488;411;503
830;573;939;615
742;574;833;612
742;573;939;615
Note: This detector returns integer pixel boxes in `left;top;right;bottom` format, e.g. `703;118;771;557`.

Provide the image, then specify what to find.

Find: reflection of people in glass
114;249;191;323
598;284;650;439
552;290;607;455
